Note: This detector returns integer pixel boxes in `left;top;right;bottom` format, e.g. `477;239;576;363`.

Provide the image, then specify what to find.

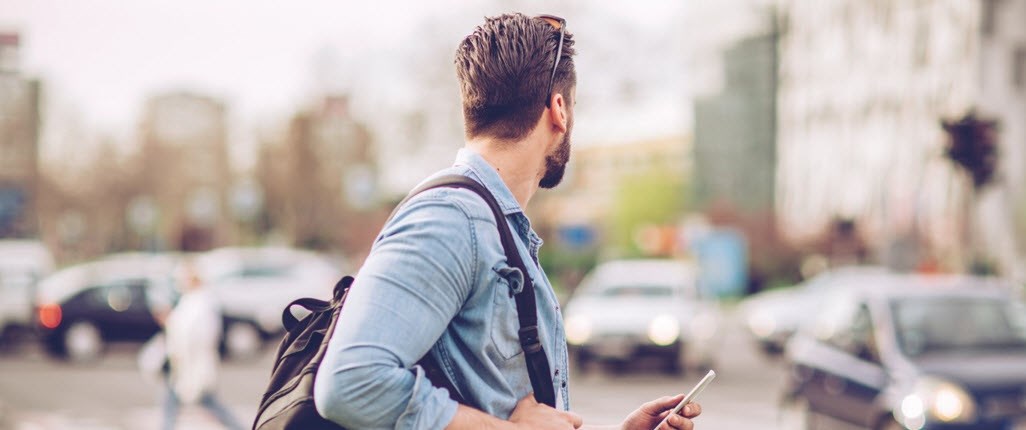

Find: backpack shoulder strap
398;174;557;408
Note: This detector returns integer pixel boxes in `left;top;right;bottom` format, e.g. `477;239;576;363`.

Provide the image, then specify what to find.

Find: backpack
251;175;556;430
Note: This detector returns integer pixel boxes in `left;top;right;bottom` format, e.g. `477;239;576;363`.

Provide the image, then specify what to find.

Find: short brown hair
455;13;576;141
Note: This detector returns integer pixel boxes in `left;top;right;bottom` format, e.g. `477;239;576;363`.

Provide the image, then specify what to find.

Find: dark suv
780;275;1026;430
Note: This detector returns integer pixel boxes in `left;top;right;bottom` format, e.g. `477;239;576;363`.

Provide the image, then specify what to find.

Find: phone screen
655;369;716;429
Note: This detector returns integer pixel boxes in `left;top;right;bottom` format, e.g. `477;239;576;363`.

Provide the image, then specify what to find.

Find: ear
546;93;569;134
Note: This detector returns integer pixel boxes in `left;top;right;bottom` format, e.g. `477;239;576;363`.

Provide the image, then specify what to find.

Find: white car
562;259;722;374
194;247;344;359
0;240;55;337
738;265;891;356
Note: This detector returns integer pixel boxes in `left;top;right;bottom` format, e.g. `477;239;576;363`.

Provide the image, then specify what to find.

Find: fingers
565;411;583;428
659;413;695;430
644;394;685;414
682;402;702;418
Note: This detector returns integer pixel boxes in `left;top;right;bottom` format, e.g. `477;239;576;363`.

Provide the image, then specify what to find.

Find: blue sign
0;188;26;231
690;228;747;298
557;225;596;249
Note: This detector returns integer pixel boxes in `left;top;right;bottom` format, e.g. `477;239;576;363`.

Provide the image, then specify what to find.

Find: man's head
455;13;576;188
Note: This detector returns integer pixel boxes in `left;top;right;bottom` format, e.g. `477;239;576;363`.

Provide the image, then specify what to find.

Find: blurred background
1;0;1026;429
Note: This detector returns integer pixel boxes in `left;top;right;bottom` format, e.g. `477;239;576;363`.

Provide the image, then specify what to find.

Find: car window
811;299;880;362
849;305;881;363
595;285;675;298
239;264;292;279
891;297;1026;357
86;279;146;311
811;292;859;345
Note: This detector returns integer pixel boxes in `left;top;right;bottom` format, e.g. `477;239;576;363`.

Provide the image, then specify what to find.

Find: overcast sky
1;0;766;173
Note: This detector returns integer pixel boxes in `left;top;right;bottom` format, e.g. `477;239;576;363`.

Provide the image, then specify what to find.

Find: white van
0;240;55;335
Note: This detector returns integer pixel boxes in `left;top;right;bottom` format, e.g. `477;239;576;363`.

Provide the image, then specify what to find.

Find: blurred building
532;136;691;249
255;95;380;254
693;26;778;216
138;91;231;251
0;32;41;238
775;0;1026;273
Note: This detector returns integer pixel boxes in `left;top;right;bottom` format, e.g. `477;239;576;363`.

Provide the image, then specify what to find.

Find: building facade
693;28;778;216
255;95;380;254
0;32;41;238
138;91;231;251
775;0;1026;273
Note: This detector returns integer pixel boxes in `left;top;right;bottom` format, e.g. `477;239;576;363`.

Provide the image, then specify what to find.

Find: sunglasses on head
536;14;566;108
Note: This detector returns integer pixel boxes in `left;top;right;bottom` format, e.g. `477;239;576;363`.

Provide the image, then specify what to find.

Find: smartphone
655;370;716;430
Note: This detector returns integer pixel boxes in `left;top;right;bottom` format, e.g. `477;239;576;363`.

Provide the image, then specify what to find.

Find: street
0;314;788;429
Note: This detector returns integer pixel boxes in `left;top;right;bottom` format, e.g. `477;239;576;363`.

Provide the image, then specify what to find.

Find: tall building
0;32;41;238
256;95;379;253
693;26;778;216
775;0;1026;272
138;91;231;251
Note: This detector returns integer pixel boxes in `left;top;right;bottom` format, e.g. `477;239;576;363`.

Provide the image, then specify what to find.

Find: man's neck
465;135;546;210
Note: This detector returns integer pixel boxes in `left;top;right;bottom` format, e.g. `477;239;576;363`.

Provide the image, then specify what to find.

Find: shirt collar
453;148;523;216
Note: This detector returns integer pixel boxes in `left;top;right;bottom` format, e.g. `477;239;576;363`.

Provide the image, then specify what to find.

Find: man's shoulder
398;170;497;224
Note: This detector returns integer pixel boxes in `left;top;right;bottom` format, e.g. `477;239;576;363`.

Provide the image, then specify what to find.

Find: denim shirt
314;148;570;429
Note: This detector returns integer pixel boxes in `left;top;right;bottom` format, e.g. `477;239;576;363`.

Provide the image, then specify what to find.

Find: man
314;13;702;430
162;262;244;430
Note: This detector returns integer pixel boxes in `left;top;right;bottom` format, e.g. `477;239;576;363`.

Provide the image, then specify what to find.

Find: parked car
194;247;344;359
562;259;722;374
739;265;892;356
34;253;180;362
0;240;55;338
779;274;1026;430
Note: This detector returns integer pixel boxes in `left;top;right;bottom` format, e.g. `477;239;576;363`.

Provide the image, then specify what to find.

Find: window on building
981;0;999;37
914;21;929;67
1014;46;1026;90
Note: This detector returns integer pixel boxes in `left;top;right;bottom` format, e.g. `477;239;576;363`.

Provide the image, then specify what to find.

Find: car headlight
565;315;592;345
747;310;777;339
647;314;680;346
896;377;977;428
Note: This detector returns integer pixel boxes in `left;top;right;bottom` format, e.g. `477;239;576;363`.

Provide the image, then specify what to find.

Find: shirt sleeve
314;192;479;429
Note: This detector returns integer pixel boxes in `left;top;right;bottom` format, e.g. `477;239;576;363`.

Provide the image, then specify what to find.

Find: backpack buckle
518;325;542;353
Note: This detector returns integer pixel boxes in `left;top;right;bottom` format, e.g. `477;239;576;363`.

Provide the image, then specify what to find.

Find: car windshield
891;296;1026;357
593;285;675;298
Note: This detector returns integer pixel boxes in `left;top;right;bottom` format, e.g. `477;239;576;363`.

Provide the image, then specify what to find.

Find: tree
609;169;689;257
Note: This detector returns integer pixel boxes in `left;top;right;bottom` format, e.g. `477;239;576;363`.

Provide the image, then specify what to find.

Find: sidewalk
5;405;255;430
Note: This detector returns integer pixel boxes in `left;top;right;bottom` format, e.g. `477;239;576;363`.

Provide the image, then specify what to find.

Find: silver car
738;265;891;356
195;247;344;359
562;259;722;374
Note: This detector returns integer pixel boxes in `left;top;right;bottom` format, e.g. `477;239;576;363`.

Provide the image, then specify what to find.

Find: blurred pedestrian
162;261;244;430
312;13;702;430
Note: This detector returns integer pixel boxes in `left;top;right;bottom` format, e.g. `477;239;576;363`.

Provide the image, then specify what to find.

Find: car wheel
778;396;813;430
663;351;684;375
224;321;263;360
573;350;591;374
63;321;104;363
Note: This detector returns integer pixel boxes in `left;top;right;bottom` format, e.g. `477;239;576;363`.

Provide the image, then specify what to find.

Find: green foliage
608;169;689;256
538;245;599;301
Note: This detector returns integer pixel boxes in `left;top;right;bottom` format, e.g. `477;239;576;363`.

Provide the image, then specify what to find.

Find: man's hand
509;394;583;430
621;394;702;430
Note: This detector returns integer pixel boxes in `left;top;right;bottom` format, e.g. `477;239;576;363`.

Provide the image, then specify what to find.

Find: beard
539;129;572;189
